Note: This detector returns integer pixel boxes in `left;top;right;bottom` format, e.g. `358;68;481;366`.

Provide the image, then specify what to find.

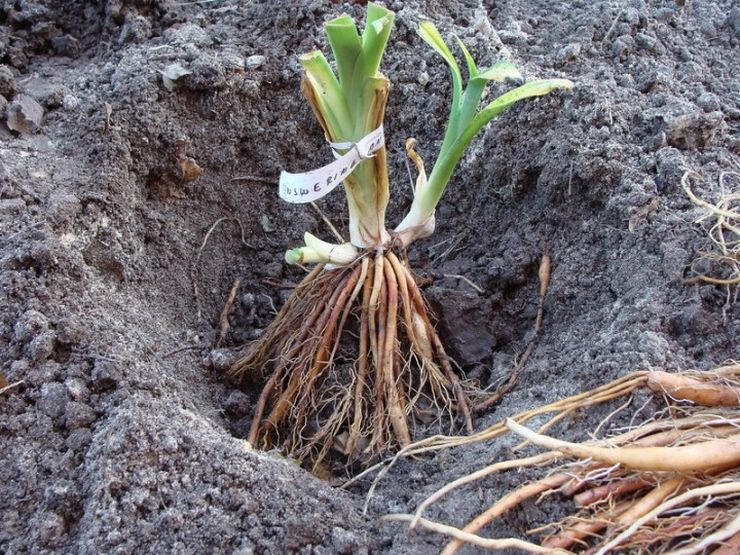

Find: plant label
279;125;384;203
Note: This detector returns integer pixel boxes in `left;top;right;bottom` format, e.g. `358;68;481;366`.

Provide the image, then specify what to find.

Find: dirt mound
1;0;738;553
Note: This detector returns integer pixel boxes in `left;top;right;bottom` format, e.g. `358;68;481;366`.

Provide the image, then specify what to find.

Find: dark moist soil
1;0;738;553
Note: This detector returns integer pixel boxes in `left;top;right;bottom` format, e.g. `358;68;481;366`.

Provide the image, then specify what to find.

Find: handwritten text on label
278;125;384;204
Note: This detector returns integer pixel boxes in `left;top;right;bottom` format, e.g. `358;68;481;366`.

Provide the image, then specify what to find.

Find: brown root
229;251;473;469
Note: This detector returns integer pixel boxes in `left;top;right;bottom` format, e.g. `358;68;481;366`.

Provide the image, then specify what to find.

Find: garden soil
1;0;738;553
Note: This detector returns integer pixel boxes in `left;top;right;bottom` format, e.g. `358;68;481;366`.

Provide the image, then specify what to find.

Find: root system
383;364;740;554
229;250;473;470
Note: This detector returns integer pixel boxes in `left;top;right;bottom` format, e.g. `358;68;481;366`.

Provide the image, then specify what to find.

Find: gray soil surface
1;0;738;553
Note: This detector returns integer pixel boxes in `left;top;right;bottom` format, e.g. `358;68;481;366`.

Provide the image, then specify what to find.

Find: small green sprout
395;22;573;244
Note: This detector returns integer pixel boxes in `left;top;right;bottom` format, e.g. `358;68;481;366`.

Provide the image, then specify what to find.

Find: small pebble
7;94;43;134
65;377;89;402
161;63;192;92
635;33;657;51
38;382;69;419
246;55;266;69
37;512;66;547
183;55;226;90
556;43;581;63
696;92;720;113
65;401;96;429
206;349;239;372
655;8;675;22
24;361;60;387
44;480;78;512
497;30;527;45
51;35;81;58
0;198;26;214
262;261;282;278
26;331;55;363
90;360;120;392
222;52;245;72
624;7;640;25
417;70;429;86
62;94;79;111
224;390;251;416
118;14;152;44
14;310;49;344
612;35;635;58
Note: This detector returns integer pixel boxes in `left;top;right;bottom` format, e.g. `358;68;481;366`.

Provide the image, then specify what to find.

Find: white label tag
278;125;384;203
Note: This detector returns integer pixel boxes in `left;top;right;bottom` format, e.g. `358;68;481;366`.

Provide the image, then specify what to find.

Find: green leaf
453;35;478;79
418;22;464;173
325;14;362;88
475;78;573;124
454;62;524;132
417;78;573;216
299;50;352;138
476;60;522;83
361;3;395;78
418;22;462;102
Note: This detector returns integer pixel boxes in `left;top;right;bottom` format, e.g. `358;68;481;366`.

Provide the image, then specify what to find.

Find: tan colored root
647;370;740;407
441;473;572;555
263;267;357;438
344;372;650;495
609;508;724;553
388;365;740;554
682;171;740;322
382;257;410;446
399;262;471;430
230;252;473;468
574;475;657;507
710;529;740;555
595;482;740;555
384;514;564;554
614;476;686;526
346;259;374;457
410;452;561;529
412;415;721;530
507;418;740;472
370;258;388;451
542;500;631;550
231;263;327;381
289;264;364;445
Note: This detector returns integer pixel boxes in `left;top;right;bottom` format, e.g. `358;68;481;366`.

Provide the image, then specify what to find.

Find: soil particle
0;64;17;97
246;55;266;70
119;14;153;45
65;401;96;429
223;390;251;417
90;360;121;393
38;381;70;419
426;287;498;368
183;53;227;91
7;94;44;134
0;197;26;214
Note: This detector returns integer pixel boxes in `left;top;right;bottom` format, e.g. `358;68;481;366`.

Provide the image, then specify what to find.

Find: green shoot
395;22;573;245
285;233;359;265
299;3;395;249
